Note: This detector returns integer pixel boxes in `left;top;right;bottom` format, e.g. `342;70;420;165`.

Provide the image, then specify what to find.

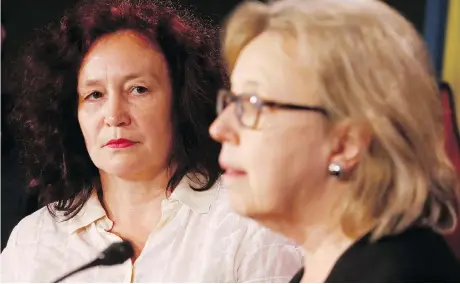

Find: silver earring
328;162;343;177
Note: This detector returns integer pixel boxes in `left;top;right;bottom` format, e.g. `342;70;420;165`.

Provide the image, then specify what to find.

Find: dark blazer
290;227;460;282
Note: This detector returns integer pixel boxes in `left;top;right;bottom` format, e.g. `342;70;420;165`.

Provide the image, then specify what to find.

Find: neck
254;205;356;283
299;223;356;283
99;169;171;219
98;169;172;260
100;171;169;230
285;182;361;282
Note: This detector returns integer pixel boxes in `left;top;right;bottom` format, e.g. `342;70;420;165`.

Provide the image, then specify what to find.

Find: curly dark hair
9;0;226;218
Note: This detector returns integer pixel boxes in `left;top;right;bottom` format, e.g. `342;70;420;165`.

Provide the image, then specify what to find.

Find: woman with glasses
0;0;302;282
210;0;460;282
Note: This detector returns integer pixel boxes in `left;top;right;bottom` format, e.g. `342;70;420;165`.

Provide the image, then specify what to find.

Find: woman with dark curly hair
0;0;302;282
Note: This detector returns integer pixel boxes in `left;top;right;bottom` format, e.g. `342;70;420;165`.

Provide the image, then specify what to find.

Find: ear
328;120;372;173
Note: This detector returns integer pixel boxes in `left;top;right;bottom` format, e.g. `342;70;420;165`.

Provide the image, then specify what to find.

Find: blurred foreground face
211;0;459;240
211;32;331;222
78;30;174;180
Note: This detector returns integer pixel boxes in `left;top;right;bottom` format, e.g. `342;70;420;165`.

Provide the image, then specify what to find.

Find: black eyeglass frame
216;89;328;129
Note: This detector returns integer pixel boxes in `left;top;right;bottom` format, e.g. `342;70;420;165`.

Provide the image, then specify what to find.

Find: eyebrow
79;73;160;88
79;79;103;88
232;80;262;94
243;80;260;87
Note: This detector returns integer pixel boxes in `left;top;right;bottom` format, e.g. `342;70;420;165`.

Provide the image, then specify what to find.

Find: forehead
230;32;320;102
78;30;167;80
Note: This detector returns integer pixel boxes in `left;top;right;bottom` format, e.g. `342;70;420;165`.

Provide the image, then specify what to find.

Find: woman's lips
104;138;136;149
220;162;247;178
223;169;247;176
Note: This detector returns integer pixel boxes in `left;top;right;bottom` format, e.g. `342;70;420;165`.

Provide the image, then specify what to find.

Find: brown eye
131;86;149;95
85;91;104;101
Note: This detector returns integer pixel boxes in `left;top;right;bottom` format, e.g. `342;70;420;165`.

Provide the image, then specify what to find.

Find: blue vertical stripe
423;0;449;78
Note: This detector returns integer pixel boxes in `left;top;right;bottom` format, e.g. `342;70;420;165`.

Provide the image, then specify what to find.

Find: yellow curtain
442;0;460;128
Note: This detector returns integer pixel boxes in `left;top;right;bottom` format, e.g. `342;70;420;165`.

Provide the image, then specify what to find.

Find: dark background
0;0;427;249
1;0;426;92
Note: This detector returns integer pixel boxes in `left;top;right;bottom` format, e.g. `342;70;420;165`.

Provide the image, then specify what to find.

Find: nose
209;107;239;145
104;94;131;127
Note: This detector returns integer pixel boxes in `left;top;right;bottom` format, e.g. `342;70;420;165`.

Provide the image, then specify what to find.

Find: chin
226;190;252;217
96;159;142;178
103;167;140;179
227;190;265;220
228;190;291;229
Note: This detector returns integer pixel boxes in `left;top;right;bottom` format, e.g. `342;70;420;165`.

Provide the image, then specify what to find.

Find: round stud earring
328;162;343;177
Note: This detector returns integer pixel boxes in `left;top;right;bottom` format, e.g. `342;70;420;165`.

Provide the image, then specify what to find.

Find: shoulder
0;205;67;282
4;205;67;248
329;228;460;282
376;228;460;282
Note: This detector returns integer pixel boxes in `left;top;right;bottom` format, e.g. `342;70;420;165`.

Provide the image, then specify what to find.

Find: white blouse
1;178;303;282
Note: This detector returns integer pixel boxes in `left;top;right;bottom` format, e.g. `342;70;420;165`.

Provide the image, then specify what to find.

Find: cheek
246;121;329;201
77;113;89;141
77;110;100;148
135;106;173;148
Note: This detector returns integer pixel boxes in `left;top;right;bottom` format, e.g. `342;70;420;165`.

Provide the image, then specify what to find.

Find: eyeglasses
216;89;328;129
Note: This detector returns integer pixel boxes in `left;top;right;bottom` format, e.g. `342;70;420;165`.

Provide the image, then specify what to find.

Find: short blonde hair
222;0;460;240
